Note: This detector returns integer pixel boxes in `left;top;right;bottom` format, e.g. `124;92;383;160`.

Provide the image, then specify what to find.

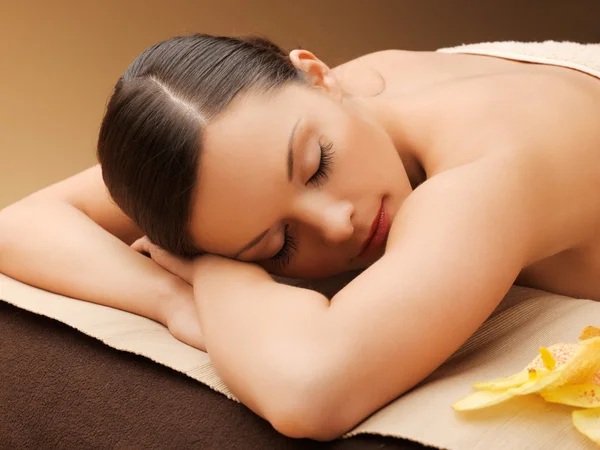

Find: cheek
336;121;401;189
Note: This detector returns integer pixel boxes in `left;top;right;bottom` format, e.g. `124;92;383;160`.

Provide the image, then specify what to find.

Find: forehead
189;86;314;254
205;87;302;159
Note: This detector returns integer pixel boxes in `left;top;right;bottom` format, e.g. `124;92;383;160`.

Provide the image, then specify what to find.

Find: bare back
334;49;600;300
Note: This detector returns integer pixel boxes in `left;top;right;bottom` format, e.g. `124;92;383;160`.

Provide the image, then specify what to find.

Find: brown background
1;0;599;208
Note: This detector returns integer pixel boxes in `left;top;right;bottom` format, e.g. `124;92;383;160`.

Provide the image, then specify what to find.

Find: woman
1;33;599;440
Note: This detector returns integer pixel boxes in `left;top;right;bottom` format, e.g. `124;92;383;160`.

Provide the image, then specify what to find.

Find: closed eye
269;224;297;269
308;139;334;187
268;139;334;269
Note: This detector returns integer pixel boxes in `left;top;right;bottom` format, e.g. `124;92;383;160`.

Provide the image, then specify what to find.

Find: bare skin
343;49;600;300
1;47;600;439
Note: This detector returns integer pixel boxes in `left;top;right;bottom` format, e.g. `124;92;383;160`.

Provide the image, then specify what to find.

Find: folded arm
193;155;540;440
0;165;203;349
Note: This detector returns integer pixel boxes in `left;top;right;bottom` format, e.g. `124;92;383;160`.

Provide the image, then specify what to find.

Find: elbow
0;201;24;238
271;415;345;442
267;388;352;441
262;357;358;441
0;204;10;233
0;203;24;259
0;201;35;271
0;206;13;260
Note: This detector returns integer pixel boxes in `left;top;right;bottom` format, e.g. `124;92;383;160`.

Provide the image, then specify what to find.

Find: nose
320;201;355;246
293;195;355;246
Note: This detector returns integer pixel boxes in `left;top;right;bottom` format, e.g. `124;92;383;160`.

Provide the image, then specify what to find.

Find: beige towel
437;40;600;79
2;40;600;449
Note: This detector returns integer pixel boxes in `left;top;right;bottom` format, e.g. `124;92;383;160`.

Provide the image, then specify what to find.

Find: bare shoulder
387;153;538;262
398;141;594;274
332;49;422;72
331;49;520;98
436;69;600;252
331;50;430;96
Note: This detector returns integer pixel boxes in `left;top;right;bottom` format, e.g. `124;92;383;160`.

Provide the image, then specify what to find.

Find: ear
289;49;343;101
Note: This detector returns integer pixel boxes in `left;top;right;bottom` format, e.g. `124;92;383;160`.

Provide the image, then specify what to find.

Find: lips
358;198;390;258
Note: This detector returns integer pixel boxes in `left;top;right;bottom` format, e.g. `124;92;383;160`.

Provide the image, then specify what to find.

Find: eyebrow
287;117;301;181
233;117;302;259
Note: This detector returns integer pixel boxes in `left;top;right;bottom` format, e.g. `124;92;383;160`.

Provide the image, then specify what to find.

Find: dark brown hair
97;33;308;257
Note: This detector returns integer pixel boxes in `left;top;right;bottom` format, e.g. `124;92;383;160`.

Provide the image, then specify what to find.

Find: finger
131;236;150;255
130;237;145;252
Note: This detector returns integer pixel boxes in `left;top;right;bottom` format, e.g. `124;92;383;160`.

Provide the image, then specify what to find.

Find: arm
0;165;203;349
193;155;540;439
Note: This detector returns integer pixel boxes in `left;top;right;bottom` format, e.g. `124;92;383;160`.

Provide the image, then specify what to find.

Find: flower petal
579;326;600;340
472;370;530;391
452;388;517;411
572;408;600;445
540;347;557;370
526;343;579;371
542;384;600;408
454;369;561;411
548;337;600;387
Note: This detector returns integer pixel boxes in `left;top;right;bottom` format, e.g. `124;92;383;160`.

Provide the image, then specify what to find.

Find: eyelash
270;139;335;269
270;224;297;269
307;139;335;187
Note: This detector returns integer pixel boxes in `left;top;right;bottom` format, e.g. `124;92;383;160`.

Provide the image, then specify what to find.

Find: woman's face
189;82;412;279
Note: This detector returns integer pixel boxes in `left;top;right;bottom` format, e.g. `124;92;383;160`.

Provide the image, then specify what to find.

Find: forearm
192;257;340;438
190;256;427;440
0;199;184;325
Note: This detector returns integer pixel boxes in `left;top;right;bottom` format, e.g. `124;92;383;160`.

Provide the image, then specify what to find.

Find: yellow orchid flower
452;339;600;411
453;326;600;446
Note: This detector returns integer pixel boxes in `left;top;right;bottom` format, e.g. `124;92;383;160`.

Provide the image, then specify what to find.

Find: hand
131;236;205;351
131;236;194;285
165;281;206;352
192;253;273;290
